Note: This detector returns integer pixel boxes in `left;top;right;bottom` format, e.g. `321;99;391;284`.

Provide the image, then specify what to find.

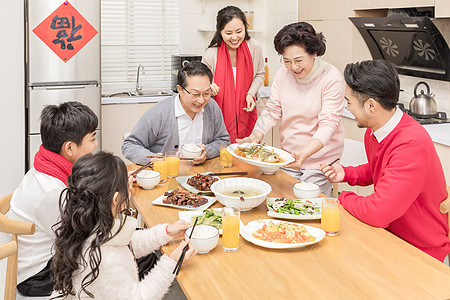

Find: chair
0;193;35;300
439;185;450;239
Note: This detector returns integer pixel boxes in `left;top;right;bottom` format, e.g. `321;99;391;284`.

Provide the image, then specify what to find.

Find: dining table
129;157;450;299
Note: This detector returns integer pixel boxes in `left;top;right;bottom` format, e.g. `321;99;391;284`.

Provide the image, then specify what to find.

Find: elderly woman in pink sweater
238;22;345;196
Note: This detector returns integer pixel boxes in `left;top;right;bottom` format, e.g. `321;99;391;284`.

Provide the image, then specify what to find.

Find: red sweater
340;113;450;261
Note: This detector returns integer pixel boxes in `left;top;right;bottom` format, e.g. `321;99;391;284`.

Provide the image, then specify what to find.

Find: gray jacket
122;94;230;165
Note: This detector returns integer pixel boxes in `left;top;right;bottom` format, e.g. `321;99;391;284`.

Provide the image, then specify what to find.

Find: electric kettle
409;81;438;117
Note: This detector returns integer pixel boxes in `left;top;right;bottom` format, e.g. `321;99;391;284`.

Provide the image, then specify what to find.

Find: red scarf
34;145;73;186
214;41;256;142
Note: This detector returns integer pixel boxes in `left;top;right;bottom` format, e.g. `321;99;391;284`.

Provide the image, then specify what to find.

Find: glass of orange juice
165;151;180;178
222;206;240;251
219;143;232;168
152;157;168;183
321;198;340;236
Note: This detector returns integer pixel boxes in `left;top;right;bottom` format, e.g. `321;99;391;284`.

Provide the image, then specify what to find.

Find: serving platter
227;143;294;174
152;191;216;211
266;197;322;220
178;209;223;234
240;219;325;249
176;171;219;194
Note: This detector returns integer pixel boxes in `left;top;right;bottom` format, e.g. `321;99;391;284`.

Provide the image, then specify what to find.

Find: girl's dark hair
51;151;130;299
177;61;213;88
40;101;98;154
273;22;326;56
344;60;400;110
208;6;250;48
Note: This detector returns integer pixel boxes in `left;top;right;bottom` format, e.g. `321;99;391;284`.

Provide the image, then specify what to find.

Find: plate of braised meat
152;188;217;211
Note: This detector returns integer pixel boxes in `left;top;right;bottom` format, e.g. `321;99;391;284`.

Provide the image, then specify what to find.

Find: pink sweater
340;114;450;261
254;58;345;169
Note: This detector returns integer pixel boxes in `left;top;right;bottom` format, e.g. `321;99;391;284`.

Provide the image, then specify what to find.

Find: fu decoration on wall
32;1;98;63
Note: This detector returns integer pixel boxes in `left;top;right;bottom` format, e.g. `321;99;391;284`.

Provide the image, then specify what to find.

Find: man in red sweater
320;60;450;261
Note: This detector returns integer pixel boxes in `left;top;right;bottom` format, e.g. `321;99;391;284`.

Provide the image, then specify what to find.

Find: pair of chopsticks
327;158;340;167
129;160;153;176
146;155;192;161
173;217;198;275
209;171;248;176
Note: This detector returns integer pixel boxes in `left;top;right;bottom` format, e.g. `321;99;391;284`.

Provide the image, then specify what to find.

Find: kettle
409;81;437;117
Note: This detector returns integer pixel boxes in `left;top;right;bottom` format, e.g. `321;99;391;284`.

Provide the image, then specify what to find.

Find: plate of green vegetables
266;197;322;220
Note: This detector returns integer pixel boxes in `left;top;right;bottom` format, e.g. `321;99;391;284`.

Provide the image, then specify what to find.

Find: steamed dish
235;143;284;163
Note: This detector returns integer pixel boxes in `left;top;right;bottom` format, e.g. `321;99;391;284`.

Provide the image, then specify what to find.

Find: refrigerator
25;0;101;169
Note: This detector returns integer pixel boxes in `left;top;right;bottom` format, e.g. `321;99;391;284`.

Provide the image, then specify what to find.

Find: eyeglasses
280;54;310;68
182;87;212;99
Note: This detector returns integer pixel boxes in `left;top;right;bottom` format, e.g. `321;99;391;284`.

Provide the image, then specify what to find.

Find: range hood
350;16;450;81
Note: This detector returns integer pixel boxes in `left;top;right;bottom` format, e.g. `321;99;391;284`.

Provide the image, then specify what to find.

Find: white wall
0;0;24;195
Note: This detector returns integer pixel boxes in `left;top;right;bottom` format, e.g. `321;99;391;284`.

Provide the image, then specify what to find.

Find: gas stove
397;104;450;125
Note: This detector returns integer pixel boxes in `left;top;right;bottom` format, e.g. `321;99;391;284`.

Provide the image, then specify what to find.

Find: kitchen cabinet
435;0;450;17
351;0;434;10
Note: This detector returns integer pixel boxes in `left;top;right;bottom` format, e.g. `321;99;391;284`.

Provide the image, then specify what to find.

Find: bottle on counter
264;57;269;86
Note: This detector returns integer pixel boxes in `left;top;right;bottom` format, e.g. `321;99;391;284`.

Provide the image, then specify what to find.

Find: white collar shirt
373;107;404;143
174;94;204;147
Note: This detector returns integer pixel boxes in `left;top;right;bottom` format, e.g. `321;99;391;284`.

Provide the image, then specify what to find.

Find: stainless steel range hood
350;16;450;81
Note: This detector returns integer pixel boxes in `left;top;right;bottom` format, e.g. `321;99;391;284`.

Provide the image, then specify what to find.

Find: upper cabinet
435;0;450;17
352;0;434;10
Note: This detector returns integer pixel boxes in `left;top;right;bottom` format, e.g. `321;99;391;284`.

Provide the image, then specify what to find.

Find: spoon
233;190;245;202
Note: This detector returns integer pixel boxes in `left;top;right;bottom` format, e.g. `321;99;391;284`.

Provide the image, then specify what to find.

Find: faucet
136;64;145;95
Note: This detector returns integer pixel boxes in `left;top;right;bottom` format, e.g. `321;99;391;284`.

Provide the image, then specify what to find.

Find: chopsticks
209;171;248;176
146;155;192;161
173;217;198;275
327;158;340;167
129;160;153;176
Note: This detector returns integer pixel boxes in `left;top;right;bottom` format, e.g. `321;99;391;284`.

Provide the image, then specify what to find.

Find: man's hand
319;163;345;183
243;94;256;112
192;144;207;165
236;130;264;144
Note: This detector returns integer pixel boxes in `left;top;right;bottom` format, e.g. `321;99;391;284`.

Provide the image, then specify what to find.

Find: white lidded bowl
185;225;219;254
210;177;272;211
180;144;202;159
136;170;160;189
293;182;320;199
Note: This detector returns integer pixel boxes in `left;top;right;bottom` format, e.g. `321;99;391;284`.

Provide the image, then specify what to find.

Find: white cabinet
435;0;450;17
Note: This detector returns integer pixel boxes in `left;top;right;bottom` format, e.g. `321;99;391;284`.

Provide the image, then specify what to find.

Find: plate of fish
227;143;294;174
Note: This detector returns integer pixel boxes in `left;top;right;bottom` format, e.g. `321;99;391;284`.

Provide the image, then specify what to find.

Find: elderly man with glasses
122;61;230;165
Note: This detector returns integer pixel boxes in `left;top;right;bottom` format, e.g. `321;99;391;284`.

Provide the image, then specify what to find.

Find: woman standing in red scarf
202;6;264;142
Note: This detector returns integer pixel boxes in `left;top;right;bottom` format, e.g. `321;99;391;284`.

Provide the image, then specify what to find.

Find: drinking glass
219;143;232;168
152;157;168;182
222;207;240;252
165;151;180;178
321;198;340;236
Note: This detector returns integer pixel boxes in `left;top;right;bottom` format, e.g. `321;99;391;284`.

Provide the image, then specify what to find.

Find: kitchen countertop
343;108;450;147
102;94;172;105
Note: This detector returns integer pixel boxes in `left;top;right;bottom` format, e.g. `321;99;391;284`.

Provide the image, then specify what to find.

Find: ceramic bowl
185;225;219;254
180;144;202;159
210;177;272;211
293;182;320;199
136;170;160;189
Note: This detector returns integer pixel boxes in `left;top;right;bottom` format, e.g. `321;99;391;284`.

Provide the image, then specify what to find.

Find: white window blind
101;0;180;85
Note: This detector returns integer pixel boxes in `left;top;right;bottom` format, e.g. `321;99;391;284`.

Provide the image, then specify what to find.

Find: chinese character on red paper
33;1;98;63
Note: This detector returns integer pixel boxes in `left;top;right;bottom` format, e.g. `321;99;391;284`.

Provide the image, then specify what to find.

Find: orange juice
321;205;340;236
166;156;180;177
220;147;233;168
153;160;168;182
222;215;240;250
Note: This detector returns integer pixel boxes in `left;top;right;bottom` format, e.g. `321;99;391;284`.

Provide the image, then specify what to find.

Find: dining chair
439;185;450;239
0;193;35;300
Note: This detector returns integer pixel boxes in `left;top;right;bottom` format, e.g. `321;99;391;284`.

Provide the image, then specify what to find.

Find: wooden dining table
129;158;450;299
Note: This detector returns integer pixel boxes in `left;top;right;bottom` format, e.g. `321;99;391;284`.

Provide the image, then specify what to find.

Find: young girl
51;151;196;299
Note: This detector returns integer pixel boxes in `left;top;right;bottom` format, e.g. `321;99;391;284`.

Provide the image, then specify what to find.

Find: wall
179;0;298;86
0;1;25;195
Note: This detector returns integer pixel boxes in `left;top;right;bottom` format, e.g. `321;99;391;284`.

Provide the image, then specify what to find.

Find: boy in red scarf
7;101;98;296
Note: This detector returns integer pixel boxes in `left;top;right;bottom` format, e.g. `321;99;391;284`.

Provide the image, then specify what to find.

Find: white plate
240;219;325;249
152;191;216;211
176;172;219;194
266;197;322;220
178;209;223;234
227;143;294;174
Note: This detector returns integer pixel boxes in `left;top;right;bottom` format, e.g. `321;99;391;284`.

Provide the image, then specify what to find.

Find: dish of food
176;172;220;194
252;221;316;243
179;208;223;234
187;174;218;191
227;143;294;175
240;219;325;249
152;189;216;211
266;197;322;220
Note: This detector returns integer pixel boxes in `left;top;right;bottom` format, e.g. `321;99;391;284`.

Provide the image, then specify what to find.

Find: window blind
101;0;180;85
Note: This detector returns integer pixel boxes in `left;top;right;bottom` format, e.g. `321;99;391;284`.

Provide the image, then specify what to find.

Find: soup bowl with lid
210;177;272;211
